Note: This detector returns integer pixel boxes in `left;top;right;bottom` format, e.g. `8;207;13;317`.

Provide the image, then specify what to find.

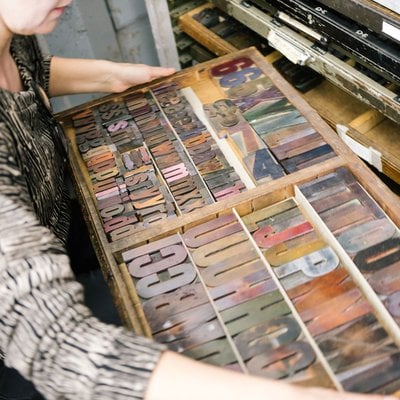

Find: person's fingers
149;66;175;78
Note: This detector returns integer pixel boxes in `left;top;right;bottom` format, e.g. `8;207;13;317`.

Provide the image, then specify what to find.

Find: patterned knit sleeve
29;35;53;94
0;125;166;399
40;53;53;94
13;35;53;94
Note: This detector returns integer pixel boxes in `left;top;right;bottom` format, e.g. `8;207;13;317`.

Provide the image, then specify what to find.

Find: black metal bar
316;0;400;44
248;0;400;84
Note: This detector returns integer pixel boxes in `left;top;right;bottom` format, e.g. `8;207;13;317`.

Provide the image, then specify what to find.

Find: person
0;1;396;400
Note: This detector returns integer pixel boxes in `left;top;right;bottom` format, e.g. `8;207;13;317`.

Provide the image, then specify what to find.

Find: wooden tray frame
57;47;400;337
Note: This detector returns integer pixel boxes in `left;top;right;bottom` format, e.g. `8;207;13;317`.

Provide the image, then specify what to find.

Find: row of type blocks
71;54;337;241
121;166;400;393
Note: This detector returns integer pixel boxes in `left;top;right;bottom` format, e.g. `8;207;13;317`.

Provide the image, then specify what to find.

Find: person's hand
108;63;176;92
145;351;399;400
48;57;176;96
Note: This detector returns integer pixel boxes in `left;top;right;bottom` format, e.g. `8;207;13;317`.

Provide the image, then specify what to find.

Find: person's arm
0;125;166;399
146;351;396;400
48;56;175;97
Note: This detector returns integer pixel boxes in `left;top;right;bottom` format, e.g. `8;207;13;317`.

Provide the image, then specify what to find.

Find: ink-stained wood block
57;47;400;393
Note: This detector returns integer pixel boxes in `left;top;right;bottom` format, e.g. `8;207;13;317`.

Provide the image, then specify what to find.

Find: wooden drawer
57;47;400;393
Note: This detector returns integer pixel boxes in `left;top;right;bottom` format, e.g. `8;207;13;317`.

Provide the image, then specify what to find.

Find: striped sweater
0;35;165;399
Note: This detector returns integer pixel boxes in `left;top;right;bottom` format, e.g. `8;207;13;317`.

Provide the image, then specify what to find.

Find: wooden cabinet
178;2;400;187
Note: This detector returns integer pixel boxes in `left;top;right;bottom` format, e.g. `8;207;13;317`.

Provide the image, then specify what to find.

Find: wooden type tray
118;174;400;392
56;47;400;391
179;2;400;186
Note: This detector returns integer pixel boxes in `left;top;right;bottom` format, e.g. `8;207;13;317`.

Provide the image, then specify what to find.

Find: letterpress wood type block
317;314;400;393
168;174;214;212
183;213;242;248
280;144;336;173
298;167;357;201
263;231;325;266
286;266;400;391
209;267;276;310
142;284;227;352
72;113;96;128
245;100;307;137
122;234;197;299
154;313;227;353
202;167;241;191
263;122;317;150
203;99;241;134
273;246;339;282
228;78;283;110
143;283;208;323
246;340;317;380
96;101;131;125
289;271;371;334
338;219;397;256
298;168;400;322
243;200;311;249
184;338;240;367
182;212;333;384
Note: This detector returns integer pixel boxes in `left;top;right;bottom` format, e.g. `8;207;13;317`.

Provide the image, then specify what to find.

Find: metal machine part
211;0;400;125
247;0;400;84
